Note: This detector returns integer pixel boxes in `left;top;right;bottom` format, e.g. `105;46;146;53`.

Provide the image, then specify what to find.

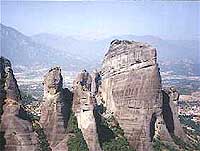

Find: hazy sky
1;1;200;40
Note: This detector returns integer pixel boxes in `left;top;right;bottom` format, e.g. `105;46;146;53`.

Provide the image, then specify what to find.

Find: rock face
0;57;9;121
73;70;101;151
0;57;37;151
100;40;186;151
40;67;72;151
162;87;186;140
0;39;187;151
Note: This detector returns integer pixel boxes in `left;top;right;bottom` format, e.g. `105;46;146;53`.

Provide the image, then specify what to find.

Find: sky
1;1;200;40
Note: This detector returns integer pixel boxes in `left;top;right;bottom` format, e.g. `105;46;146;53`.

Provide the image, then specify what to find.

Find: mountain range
1;23;199;75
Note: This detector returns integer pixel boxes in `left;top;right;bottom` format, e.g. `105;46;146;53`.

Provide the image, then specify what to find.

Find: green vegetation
96;114;135;151
20;106;49;151
32;122;52;151
184;128;200;150
0;132;6;151
178;115;200;150
179;115;200;135
102;137;133;151
17;105;39;122
66;111;134;151
67;113;89;151
153;115;200;151
153;138;178;151
172;136;200;151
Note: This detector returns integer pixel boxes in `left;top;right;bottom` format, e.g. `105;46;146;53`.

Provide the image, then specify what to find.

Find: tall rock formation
100;40;186;151
73;69;101;151
0;39;188;151
162;87;186;140
0;57;37;151
40;67;72;151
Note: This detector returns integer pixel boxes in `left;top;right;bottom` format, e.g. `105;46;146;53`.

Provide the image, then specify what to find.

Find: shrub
96;114;135;151
32;122;52;151
67;113;89;151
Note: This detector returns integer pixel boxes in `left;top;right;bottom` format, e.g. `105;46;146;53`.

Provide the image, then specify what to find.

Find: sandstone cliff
0;39;190;151
0;57;37;151
162;87;186;140
40;67;72;151
100;40;186;151
73;69;101;151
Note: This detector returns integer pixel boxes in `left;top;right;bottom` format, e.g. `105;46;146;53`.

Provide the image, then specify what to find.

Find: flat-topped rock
100;40;186;151
102;40;157;79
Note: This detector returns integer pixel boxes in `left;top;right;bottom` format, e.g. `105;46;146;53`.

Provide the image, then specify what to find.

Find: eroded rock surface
0;57;37;151
162;87;186;140
100;40;186;151
73;70;101;151
0;39;188;151
40;67;72;151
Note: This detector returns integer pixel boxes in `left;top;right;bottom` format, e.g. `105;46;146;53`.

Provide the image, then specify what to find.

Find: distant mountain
0;24;98;71
1;24;199;75
31;33;108;64
31;33;200;75
31;33;78;50
32;33;199;62
1;24;52;65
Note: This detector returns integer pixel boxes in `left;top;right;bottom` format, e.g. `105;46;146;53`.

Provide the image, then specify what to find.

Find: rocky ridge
0;39;192;151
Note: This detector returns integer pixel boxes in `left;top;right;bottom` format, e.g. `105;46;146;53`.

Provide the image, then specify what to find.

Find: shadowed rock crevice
0;131;6;150
94;110;115;146
150;113;157;142
17;105;32;122
62;88;73;129
162;90;175;135
162;88;187;142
